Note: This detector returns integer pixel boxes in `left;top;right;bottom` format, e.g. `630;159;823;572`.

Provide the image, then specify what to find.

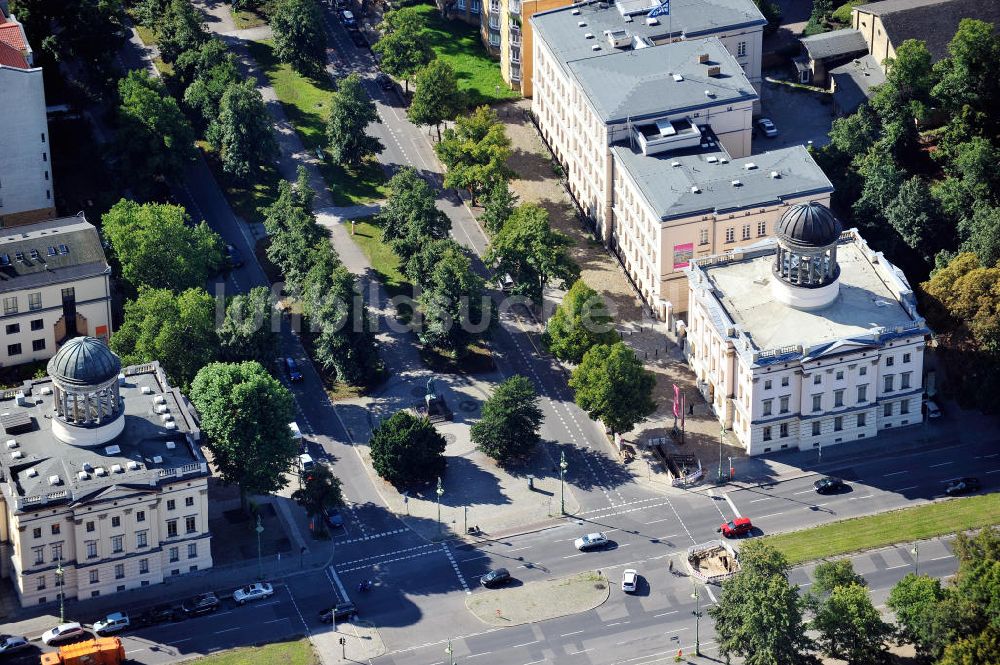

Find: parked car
181;592;220;616
233;582;274;605
135;604;178;626
319;603;357;623
945;477;980;496
41;622;86;646
0;635;30;654
299;454;316;473
285;357;303;383
719;517;753;538
756;118;778;137
224;244;244;269
324;506;344;528
340;10;356;26
621;569;638;593
375;73;394;91
814;477;846;494
93;612;130;635
574;532;609;551
480;568;511;589
924;400;941;419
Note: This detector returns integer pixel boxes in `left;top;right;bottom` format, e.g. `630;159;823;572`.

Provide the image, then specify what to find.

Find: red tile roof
0;39;28;69
0;12;28;51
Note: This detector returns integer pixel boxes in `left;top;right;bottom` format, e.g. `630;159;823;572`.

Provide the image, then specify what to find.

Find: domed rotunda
46;336;124;446
771;202;844;310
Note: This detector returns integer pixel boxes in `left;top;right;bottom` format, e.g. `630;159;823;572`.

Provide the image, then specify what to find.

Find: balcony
510;25;521;44
509;0;521;13
510;65;522;81
633;118;702;156
488;16;500;29
489;0;500;13
510;47;521;64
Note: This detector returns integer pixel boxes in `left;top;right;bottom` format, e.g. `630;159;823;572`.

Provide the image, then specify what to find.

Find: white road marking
653;610;678;618
644;517;673;525
895;485;919;492
756;511;785;519
563;553;585;559
929;555;955;561
928;462;953;468
792;488;817;495
749;497;773;503
510;641;539;648
704;584;717;603
442;543;472;595
215;627;241;634
885;564;909;570
883;471;908;477
987;469;1000;474
723;493;740;516
560;630;584;638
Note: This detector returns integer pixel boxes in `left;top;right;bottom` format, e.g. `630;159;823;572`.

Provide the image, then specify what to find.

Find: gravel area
466;571;610;626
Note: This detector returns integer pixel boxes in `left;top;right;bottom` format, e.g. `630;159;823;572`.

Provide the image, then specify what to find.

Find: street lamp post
56;554;64;623
691;583;701;656
436;477;444;537
912;543;919;575
255;514;264;580
445;639;455;665
718;426;726;483
559;452;568;515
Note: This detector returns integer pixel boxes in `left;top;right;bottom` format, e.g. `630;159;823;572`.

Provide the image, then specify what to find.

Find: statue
426;376;436;397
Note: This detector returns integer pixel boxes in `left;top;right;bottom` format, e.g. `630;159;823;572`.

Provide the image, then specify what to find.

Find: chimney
697;53;709;63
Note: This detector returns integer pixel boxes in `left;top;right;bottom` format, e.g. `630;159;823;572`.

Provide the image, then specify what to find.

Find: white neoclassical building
684;202;932;456
0;337;213;606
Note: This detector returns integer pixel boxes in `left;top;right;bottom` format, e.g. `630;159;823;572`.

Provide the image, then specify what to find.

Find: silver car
574;532;609;551
0;635;29;654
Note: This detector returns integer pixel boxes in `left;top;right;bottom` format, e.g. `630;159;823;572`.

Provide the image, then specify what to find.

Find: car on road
814;477;846;494
340;10;356;26
93;612;130;635
41;622;86;646
621;569;638;593
480;568;512;589
224;244;244;269
375;73;394;91
319;603;357;623
182;592;220;616
756;118;778;137
135;604;178;626
574;532;609;551
233;582;274;605
0;635;30;654
324;506;344;528
945;477;980;496
924;399;941;419
719;517;753;538
285;357;304;383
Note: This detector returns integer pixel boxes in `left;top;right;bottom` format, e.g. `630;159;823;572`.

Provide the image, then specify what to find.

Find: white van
299;454;315;473
289;422;304;449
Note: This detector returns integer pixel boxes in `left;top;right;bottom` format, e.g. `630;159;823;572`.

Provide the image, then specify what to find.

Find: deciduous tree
292;463;344;534
326;73;384;168
435;106;514;204
416;242;487;350
471;375;543;463
542;280;617;364
190;362;298;509
271;0;327;76
156;0;208;64
368;411;447;485
887;573;955;660
376;167;450;260
372;7;435;93
408;59;464;140
811;583;893;664
262;172;326;292
219;286;279;364
480;179;518;236
569;342;655;435
209;80;278;181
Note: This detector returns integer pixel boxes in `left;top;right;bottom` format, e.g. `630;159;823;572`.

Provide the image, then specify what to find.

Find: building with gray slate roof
0;337;212;606
797;27;870;84
0;214;113;367
684;203;931;456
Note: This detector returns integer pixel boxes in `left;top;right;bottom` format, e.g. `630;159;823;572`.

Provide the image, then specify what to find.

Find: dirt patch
466;571;610;626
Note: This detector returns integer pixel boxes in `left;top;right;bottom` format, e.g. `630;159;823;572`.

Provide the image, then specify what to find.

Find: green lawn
410;3;519;107
232;8;269;30
763;493;1000;565
347;220;409;295
189;639;317;665
246;39;387;205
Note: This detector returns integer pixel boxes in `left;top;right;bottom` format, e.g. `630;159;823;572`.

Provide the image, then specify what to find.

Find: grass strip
189;639;318;665
762;493;1000;565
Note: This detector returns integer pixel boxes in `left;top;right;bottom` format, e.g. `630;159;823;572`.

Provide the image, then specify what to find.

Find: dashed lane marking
335;528;407;546
337;546;441;574
337;542;437;568
441;542;472;595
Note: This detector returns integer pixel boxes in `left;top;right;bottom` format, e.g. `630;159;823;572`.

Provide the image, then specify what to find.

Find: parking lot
754;78;835;154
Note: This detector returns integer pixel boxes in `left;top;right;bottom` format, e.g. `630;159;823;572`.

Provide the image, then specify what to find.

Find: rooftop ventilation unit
26;467;37;478
6;439;17;449
706;65;721;77
105;445;121;455
707;156;718;163
591;44;601;50
165;422;178;431
705;90;715;98
40;386;52;396
78;471;90;481
605;29;630;48
719;157;728;163
645;16;658;25
155;404;169;414
11;450;23;459
48;474;61;486
697;53;709;63
166;441;176;450
127;460;140;471
585;32;594;38
731;179;742;187
111;464;124;474
744;162;757;170
624;14;632;22
152;455;163;464
672;73;683;82
671;161;681;167
691;185;701;193
770;171;780;178
95;467;107;476
578;20;586;26
141;386;153;395
161;414;174;423
82;462;93;473
153;395;166;405
15;391;27;407
571;7;580;13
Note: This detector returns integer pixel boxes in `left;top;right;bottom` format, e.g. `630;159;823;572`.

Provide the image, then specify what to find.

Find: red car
719;517;753;538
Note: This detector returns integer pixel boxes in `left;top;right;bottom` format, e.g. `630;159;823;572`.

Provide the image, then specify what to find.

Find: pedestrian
688;403;694;416
669;560;673;573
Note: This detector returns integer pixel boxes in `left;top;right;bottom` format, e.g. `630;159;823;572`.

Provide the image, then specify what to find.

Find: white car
233;582;274;604
756;118;778;137
925;400;941;419
0;635;30;654
574;532;609;551
41;622;85;645
94;612;130;635
621;569;638;593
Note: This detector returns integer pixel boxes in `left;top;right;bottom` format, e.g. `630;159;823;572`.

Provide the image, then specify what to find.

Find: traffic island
466;571;610;626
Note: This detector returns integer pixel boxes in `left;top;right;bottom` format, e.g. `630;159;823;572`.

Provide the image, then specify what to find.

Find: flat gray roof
0;363;207;513
533;0;766;71
612;134;833;220
0;215;110;294
800;28;868;60
567;37;757;122
699;238;918;353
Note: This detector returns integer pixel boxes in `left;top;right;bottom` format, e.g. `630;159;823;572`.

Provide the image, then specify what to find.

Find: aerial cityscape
0;0;997;663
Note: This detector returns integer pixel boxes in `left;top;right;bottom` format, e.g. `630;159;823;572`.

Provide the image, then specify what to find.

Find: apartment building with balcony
0;338;213;607
0;7;57;227
483;0;576;95
441;0;483;28
684;203;931;456
0;215;112;367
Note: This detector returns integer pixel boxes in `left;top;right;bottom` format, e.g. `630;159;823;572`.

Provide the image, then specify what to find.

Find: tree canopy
292;463;344;534
190;362;298;505
480;179;518;236
416;242;487;350
368;410;447;485
470;375;543;463
209;80;278;182
372;7;435;92
219;286;280;364
101;199;223;293
270;0;327;76
569;342;655;435
408;59;464;139
435;106;515;204
326;73;384;168
542;280;618;364
376;167;451;260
